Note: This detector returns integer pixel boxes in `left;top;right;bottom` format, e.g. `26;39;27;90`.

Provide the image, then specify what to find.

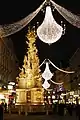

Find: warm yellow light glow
8;85;13;90
31;88;44;104
0;94;5;99
52;95;55;99
16;89;26;105
9;82;15;85
16;28;44;107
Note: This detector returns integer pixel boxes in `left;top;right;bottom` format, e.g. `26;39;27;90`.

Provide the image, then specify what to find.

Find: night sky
0;0;80;69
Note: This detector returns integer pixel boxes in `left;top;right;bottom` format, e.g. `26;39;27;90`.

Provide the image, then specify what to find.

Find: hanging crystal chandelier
42;61;53;80
42;80;50;89
37;6;63;44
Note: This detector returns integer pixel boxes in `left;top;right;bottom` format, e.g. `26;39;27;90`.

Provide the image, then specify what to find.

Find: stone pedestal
16;89;27;114
26;88;45;112
16;89;26;105
15;88;45;113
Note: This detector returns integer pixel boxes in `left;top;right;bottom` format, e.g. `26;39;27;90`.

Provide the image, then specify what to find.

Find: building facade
69;48;80;91
0;37;19;87
55;67;71;91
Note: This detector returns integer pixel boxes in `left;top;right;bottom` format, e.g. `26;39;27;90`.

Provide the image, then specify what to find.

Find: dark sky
0;0;80;68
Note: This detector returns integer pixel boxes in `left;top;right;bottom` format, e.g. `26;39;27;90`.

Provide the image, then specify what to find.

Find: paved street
4;113;78;120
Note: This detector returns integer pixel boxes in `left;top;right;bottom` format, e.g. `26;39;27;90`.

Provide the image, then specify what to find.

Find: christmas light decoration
42;80;50;89
37;6;63;44
40;59;75;74
48;59;75;73
50;79;63;85
0;0;79;38
42;61;53;80
50;0;80;28
0;1;45;38
61;92;70;96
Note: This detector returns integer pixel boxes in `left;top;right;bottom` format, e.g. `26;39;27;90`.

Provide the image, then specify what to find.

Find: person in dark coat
0;104;4;120
67;103;72;116
58;103;64;116
76;104;80;120
4;103;7;112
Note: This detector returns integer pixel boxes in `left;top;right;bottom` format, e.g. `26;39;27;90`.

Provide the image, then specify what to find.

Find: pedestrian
76;104;80;120
0;104;4;120
4;103;7;112
67;103;72;116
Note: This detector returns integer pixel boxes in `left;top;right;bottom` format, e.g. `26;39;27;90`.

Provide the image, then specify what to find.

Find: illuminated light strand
40;59;75;74
0;1;45;38
50;79;63;85
44;88;53;91
37;6;63;44
50;0;80;28
0;0;79;38
42;61;53;80
48;59;75;73
39;59;46;68
61;92;70;96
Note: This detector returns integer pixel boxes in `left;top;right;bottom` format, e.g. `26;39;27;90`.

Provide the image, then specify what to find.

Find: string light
48;59;75;73
50;0;80;28
37;6;63;44
40;59;75;74
0;1;45;38
0;0;79;38
50;79;63;85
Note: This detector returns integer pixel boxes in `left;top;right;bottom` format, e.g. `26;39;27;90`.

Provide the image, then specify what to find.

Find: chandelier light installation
40;59;75;74
42;61;53;80
42;80;50;89
41;59;64;89
37;6;63;44
0;0;79;38
40;58;75;90
40;59;74;88
42;61;53;89
42;79;63;89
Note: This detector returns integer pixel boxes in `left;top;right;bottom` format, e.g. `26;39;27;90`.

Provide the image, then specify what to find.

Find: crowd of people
52;102;80;120
0;100;80;120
